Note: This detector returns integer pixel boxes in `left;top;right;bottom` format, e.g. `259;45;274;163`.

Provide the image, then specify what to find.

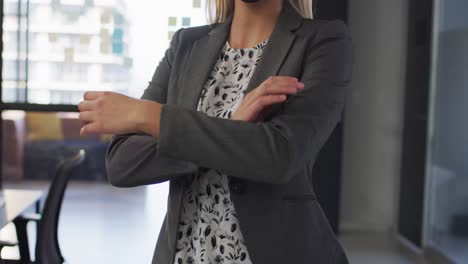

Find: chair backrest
35;149;85;264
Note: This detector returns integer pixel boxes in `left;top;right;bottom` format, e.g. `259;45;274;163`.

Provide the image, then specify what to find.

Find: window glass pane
428;0;468;262
2;0;208;105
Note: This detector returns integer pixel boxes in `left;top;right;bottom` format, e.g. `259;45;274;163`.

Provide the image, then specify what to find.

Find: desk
0;189;43;230
0;189;43;263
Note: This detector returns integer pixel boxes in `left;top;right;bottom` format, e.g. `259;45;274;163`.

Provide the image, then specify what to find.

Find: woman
78;0;353;263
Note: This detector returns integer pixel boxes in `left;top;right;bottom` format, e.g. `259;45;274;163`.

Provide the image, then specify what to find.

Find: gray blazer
106;1;353;263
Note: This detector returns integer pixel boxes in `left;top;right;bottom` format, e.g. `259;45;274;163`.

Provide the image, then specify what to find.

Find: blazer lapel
182;16;233;110
177;2;304;188
243;1;303;95
182;0;303;110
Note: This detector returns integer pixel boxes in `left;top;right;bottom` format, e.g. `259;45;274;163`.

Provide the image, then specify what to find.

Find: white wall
339;0;409;232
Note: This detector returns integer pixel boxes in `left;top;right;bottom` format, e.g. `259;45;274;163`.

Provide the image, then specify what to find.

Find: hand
78;91;162;137
231;76;304;122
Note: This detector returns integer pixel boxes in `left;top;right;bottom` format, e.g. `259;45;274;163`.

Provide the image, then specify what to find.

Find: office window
426;0;468;263
1;0;132;105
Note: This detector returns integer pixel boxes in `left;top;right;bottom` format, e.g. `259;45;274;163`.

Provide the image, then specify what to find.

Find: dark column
397;0;433;247
314;0;348;22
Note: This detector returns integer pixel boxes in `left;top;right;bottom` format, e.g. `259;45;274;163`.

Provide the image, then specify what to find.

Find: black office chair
0;149;85;264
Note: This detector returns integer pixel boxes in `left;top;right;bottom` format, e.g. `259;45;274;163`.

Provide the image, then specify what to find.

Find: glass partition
425;0;468;263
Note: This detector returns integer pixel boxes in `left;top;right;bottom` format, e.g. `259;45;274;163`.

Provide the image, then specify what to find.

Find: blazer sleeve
156;20;353;185
106;28;199;188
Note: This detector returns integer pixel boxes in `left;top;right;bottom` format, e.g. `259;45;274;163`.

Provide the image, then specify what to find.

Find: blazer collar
183;1;304;110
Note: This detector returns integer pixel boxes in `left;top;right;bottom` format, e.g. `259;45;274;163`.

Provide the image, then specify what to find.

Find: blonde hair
206;0;313;24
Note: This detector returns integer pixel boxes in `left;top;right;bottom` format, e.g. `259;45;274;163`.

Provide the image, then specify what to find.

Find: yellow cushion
100;133;113;142
25;112;64;141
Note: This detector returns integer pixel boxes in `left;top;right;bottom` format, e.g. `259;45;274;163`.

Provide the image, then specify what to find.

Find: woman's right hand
231;76;304;122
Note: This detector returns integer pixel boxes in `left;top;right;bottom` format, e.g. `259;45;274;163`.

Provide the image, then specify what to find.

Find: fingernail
298;82;304;88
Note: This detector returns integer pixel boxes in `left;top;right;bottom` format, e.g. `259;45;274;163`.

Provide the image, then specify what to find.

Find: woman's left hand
78;91;162;137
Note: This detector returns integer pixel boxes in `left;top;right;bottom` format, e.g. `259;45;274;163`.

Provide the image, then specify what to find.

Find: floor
0;181;434;264
432;235;468;264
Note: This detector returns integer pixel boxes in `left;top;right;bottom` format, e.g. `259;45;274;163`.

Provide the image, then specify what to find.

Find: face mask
241;0;260;3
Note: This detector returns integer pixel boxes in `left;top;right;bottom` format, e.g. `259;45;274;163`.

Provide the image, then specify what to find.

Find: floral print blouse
173;38;268;264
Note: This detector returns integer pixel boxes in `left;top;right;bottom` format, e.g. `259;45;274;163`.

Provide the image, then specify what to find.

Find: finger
77;100;95;111
78;111;95;123
260;78;303;95
251;95;287;113
269;76;299;83
80;125;88;136
249;84;298;109
268;76;304;89
268;77;298;88
246;77;301;105
261;94;287;106
247;83;291;108
83;91;106;100
80;122;102;136
248;80;290;103
265;83;300;96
